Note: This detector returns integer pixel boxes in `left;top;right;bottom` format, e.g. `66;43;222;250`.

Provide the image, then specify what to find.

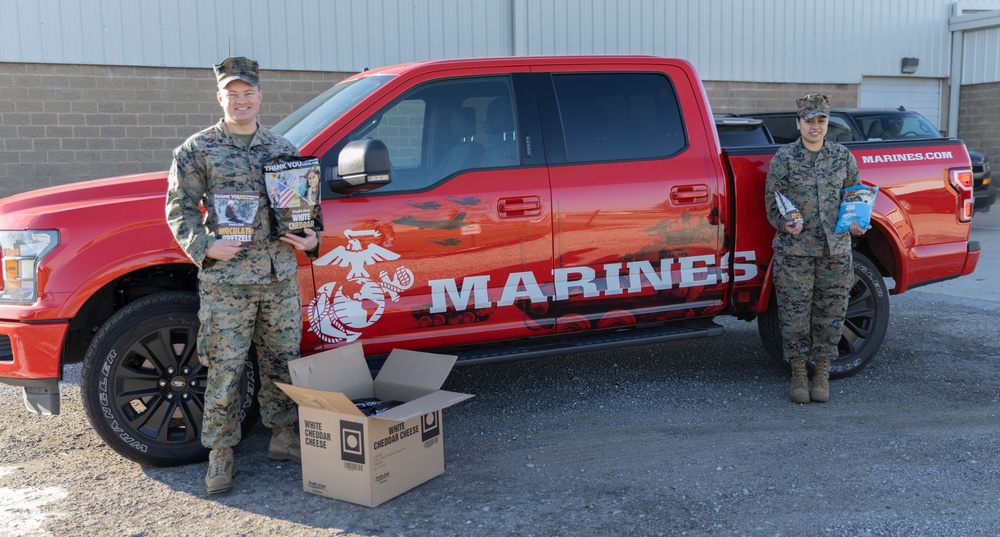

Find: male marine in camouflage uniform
765;94;867;404
165;57;320;494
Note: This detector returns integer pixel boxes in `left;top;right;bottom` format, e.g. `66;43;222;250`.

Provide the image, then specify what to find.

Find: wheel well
852;225;898;289
61;264;199;365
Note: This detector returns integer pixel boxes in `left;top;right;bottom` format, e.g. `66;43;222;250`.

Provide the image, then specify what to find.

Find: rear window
716;121;773;147
551;73;686;163
757;114;799;144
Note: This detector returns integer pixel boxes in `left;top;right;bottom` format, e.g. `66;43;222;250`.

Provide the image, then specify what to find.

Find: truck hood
0;172;168;230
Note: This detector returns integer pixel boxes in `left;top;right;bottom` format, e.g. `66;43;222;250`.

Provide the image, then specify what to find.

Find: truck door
308;75;554;355
534;68;726;328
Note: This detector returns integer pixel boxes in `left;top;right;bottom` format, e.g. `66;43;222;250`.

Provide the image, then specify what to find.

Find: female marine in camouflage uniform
765;94;866;404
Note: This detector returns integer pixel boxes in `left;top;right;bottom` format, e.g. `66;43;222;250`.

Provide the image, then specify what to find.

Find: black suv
748;108;996;212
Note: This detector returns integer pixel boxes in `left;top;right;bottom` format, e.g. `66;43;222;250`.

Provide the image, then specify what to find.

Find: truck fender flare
867;198;908;291
52;251;194;319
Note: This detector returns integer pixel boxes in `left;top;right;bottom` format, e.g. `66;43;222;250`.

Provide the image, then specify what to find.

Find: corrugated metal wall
0;0;513;72
962;25;1000;83
2;0;1000;83
512;0;956;83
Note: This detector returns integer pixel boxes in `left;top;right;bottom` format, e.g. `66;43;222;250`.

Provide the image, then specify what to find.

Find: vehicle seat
482;97;518;167
865;121;884;140
432;106;483;180
829;124;853;142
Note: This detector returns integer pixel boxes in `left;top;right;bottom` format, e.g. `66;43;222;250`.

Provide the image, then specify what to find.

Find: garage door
859;77;943;128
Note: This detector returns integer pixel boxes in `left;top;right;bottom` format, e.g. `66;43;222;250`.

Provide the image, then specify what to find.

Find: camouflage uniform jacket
765;139;861;256
166;119;303;284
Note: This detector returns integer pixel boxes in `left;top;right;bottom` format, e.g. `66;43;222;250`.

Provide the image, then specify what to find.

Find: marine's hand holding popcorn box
264;155;324;239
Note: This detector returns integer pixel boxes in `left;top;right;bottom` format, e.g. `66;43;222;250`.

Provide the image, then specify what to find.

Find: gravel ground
2;211;999;537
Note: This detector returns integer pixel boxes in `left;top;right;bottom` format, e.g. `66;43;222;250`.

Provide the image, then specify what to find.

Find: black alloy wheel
81;291;260;466
758;251;890;378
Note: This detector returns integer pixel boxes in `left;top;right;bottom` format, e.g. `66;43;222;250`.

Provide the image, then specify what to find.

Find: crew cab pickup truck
749;107;996;212
0;56;980;466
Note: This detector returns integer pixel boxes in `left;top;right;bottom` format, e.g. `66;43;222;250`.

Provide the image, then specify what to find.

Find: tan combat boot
811;359;830;402
268;425;301;463
205;447;234;494
789;359;810;403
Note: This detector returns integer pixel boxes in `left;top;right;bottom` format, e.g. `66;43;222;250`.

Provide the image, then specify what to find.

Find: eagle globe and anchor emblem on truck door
308;229;414;343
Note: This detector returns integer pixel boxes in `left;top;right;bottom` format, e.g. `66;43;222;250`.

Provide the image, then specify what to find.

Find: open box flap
276;382;366;417
288;342;373;392
374;348;458;391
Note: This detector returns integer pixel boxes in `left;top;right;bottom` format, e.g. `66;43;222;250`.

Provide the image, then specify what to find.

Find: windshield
272;74;394;147
855;111;941;141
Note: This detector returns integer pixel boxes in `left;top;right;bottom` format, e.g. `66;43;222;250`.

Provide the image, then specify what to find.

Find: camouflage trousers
772;251;853;364
198;277;302;449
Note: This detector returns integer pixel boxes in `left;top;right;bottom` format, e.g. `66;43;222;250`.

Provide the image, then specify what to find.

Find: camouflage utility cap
214;57;259;87
797;94;830;120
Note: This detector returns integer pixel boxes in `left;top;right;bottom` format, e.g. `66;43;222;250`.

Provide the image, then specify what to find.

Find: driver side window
367;100;426;168
334;77;517;193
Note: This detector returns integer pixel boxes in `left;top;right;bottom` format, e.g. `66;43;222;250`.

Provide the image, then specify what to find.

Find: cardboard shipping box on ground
276;343;473;507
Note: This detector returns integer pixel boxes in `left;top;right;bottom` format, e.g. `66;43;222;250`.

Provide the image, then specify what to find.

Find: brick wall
705;80;860;116
0;63;349;199
958;82;1000;161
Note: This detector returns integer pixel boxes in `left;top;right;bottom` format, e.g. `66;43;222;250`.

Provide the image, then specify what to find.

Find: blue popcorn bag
835;184;878;233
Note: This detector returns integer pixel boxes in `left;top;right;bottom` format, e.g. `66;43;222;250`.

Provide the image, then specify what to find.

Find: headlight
982;159;991;174
1;230;59;304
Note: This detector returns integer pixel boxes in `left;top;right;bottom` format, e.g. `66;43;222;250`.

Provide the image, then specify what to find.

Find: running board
446;318;724;367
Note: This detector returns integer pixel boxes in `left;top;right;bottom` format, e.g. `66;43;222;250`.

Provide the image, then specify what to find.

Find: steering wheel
902;131;919;137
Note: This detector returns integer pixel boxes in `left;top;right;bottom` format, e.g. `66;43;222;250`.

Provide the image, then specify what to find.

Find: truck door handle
670;185;710;204
498;196;542;217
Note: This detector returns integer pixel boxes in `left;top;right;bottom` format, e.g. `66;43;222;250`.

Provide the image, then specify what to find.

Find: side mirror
328;139;392;194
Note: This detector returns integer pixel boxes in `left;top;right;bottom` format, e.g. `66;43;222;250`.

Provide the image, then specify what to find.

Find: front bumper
0;320;68;414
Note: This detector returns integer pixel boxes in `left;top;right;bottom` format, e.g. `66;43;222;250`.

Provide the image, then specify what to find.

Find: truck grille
973;163;985;188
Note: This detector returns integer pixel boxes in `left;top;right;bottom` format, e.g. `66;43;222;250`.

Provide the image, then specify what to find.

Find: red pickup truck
0;56;980;465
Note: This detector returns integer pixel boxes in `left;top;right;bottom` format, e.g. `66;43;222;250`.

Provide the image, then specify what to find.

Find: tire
80;291;260;466
758;251;890;378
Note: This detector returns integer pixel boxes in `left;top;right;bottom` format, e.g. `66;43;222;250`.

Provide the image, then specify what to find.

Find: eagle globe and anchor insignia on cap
308;229;414;344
